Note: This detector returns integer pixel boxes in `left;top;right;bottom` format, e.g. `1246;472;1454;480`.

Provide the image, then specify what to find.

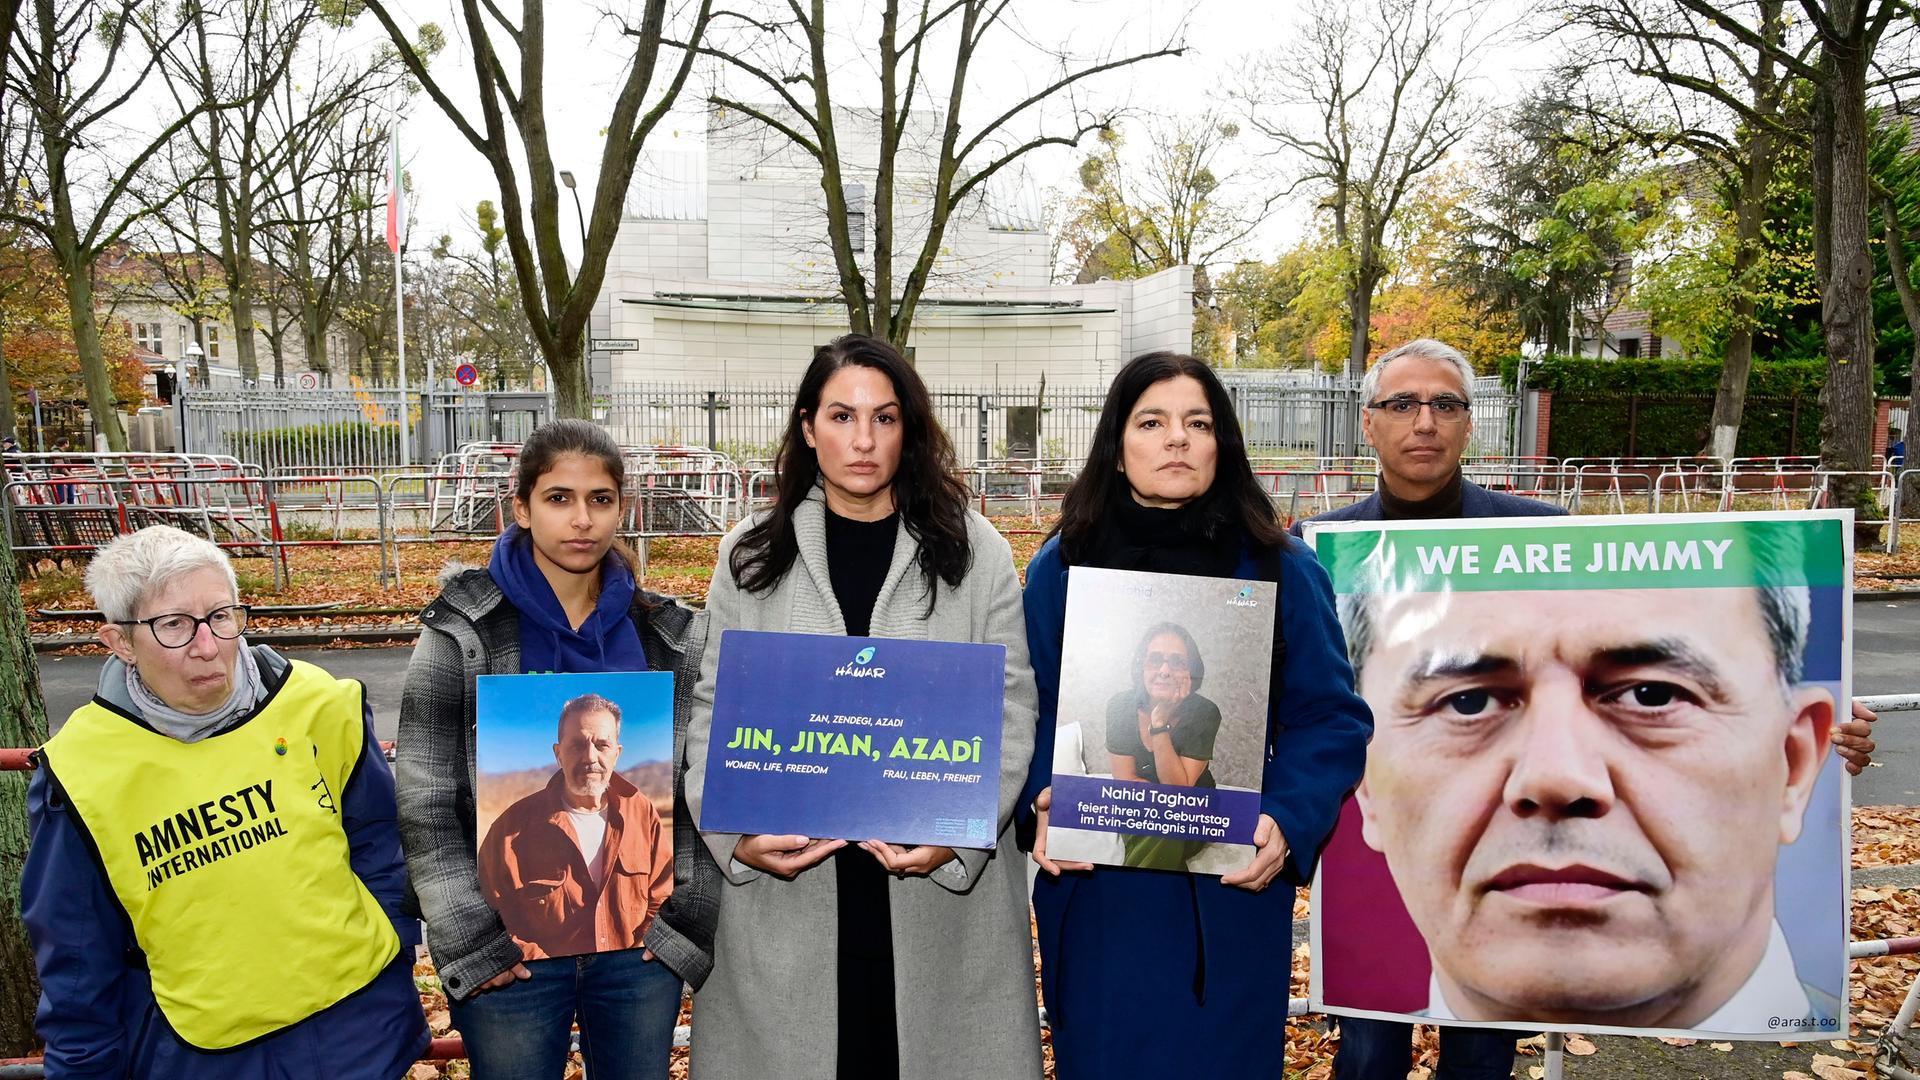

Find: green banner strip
1316;518;1844;593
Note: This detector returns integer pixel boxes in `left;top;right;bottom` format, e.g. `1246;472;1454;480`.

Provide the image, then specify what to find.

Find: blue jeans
1333;1017;1518;1080
449;949;682;1080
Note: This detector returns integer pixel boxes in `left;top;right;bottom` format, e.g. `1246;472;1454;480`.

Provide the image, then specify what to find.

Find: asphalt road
33;596;1920;802
37;645;413;743
1853;595;1920;803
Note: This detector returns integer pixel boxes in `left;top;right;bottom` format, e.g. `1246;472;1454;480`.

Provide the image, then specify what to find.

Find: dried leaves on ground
1857;549;1920;589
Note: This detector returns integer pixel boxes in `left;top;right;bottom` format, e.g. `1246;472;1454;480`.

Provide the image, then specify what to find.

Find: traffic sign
591;337;639;352
297;372;318;390
455;363;479;387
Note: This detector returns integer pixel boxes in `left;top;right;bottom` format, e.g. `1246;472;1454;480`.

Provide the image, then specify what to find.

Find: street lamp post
184;341;205;388
559;170;587;249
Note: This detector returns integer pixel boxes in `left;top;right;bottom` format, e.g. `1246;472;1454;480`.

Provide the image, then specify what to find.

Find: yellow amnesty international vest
39;659;400;1051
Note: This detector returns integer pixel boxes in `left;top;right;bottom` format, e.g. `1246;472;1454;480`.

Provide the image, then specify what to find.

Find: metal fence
180;374;1525;472
177;389;550;470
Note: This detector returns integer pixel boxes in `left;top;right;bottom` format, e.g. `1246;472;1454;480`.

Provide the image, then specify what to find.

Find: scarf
487;524;649;675
1070;483;1245;578
124;641;267;743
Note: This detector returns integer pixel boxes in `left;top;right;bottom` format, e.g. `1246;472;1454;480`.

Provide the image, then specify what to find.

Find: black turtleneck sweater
1377;468;1465;520
824;507;900;1080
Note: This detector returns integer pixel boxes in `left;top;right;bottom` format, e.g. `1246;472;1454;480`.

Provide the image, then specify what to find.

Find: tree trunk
549;334;591;420
230;280;259;384
55;245;126;451
302;304;327;383
1813;37;1879;545
1707;0;1784;463
0;328;17;442
1885;195;1920;516
1708;161;1773;460
0;524;49;1054
43;126;126;450
1346;267;1378;377
266;302;286;389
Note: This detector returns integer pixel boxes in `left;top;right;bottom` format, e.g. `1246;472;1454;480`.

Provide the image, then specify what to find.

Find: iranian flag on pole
385;136;405;254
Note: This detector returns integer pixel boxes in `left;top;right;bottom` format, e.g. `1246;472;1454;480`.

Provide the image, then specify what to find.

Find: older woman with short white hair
23;525;428;1079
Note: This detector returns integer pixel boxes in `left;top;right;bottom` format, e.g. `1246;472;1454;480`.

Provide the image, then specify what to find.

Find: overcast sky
369;0;1551;267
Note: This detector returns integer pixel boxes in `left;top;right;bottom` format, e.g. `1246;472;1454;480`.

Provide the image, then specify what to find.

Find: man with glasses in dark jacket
1295;338;1880;1078
1295;338;1543;1079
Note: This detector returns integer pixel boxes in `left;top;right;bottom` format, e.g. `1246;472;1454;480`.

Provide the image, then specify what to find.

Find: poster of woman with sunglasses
1044;567;1276;874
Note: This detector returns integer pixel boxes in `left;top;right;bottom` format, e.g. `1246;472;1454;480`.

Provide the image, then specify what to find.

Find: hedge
1491;356;1826;459
227;420;401;470
1516;355;1827;397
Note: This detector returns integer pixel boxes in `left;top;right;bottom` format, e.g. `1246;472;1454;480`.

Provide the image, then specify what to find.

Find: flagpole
388;121;411;469
395;244;409;469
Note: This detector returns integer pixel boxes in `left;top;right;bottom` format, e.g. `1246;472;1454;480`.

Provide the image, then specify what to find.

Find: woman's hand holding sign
733;834;845;879
1031;786;1094;877
1218;814;1287;893
860;841;956;875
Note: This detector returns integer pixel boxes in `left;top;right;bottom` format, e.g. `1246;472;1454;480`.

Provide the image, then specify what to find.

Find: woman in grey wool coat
685;334;1042;1080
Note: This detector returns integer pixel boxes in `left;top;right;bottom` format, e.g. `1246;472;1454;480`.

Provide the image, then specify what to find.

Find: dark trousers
448;949;681;1080
1333;1017;1519;1080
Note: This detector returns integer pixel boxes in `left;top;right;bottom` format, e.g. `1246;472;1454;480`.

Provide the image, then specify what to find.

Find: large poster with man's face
475;671;676;962
1305;512;1851;1041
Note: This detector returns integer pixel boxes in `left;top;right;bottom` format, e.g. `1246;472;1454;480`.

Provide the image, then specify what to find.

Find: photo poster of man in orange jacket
475;671;676;960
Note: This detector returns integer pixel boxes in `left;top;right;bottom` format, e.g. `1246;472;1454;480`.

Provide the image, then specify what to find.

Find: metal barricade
3;474;288;588
1569;469;1658;515
966;462;1078;525
1810;469;1901;551
1462;462;1573;504
1256;470;1378;524
262;474;393;584
376;469;512;585
1893;468;1920;554
628;465;742;538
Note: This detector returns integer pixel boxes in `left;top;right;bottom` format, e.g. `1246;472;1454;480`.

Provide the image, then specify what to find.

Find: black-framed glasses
118;604;251;649
1366;394;1471;424
1144;651;1191;672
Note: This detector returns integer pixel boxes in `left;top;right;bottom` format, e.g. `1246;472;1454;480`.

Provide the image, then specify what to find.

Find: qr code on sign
967;818;990;839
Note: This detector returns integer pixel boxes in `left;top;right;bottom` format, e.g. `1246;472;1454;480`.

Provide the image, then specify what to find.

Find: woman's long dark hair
512;417;639;574
1054;351;1288;557
730;334;973;606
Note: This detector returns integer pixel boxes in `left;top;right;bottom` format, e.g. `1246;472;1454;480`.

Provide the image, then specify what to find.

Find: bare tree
691;0;1184;351
361;0;713;418
1553;0;1809;460
424;200;541;388
1062;112;1280;281
253;26;404;387
3;0;219;449
153;0;380;386
1236;0;1490;376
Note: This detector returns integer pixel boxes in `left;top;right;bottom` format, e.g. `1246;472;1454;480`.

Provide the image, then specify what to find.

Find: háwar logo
835;646;886;679
1228;585;1260;609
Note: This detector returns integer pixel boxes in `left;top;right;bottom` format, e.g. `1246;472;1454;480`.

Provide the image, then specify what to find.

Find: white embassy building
588;104;1193;388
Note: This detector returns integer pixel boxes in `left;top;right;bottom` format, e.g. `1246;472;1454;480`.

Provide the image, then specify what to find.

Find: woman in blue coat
1019;351;1373;1077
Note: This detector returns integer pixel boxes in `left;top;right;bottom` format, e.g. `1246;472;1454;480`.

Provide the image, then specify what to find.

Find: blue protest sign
700;630;1006;847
